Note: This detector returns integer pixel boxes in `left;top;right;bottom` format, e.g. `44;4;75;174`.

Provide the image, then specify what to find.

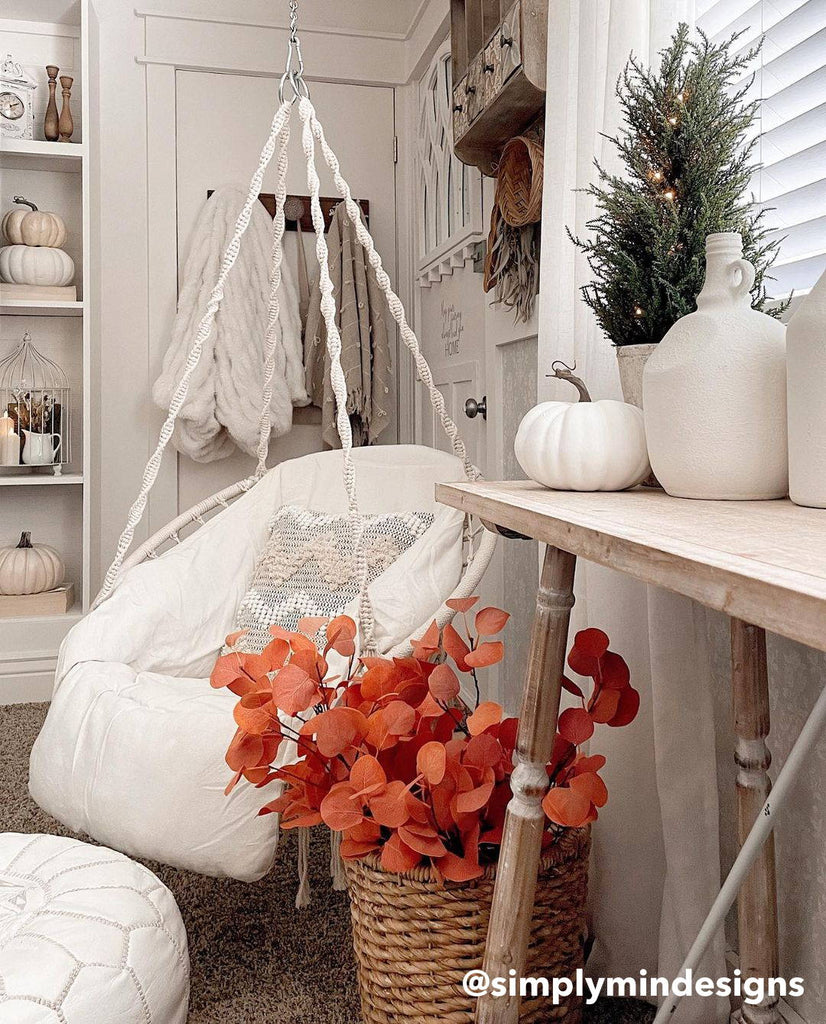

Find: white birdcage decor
0;332;70;476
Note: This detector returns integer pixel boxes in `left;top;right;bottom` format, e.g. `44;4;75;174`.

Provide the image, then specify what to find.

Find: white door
174;74;398;511
418;272;486;471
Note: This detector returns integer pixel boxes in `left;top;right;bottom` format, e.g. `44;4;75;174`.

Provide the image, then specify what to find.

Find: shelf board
0;138;85;173
0;473;83;486
0;602;83;627
0;300;83;317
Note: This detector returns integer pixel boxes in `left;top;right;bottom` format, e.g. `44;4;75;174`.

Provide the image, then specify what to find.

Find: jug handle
730;258;756;301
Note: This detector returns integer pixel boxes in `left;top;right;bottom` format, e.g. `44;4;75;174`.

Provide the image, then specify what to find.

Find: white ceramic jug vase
787;267;826;507
643;232;788;500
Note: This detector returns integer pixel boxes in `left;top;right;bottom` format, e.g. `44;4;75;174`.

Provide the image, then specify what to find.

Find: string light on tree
569;23;788;348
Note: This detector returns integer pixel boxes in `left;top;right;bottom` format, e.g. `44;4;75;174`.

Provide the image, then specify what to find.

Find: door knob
464;396;487;420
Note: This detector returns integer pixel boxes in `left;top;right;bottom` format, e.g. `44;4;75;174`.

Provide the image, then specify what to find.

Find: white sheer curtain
539;3;729;1021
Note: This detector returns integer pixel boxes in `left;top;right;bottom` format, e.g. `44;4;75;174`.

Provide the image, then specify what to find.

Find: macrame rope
301;100;478;482
298;98;377;654
296;824;311;909
96;95;482;610
95;100;293;606
255;109;292;477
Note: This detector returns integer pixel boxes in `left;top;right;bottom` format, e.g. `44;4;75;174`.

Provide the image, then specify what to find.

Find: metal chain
279;0;309;104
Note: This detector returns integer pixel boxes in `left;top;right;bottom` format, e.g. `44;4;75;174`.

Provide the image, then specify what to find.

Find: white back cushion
57;446;466;684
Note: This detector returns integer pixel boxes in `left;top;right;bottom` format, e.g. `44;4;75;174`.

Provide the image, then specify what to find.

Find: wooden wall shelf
450;0;548;175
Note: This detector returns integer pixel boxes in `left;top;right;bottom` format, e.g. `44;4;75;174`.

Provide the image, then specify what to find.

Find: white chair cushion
29;446;467;881
0;833;189;1024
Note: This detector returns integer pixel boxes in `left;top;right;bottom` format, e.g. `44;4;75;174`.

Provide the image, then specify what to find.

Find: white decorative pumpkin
514;363;651;491
0;244;74;286
0;531;65;595
2;197;67;247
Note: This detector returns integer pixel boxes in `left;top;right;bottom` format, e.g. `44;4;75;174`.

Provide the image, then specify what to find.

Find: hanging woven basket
344;827;590;1024
496;132;544;228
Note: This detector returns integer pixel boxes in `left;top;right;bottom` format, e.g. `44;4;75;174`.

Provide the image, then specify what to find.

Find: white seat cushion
29;446;467;881
0;833;189;1024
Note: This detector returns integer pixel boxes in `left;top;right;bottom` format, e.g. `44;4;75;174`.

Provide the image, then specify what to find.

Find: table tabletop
436;481;826;653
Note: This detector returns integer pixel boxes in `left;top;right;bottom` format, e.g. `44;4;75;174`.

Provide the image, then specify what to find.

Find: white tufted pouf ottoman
0;833;189;1024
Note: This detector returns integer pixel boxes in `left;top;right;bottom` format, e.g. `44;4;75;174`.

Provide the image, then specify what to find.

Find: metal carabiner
278;0;309;104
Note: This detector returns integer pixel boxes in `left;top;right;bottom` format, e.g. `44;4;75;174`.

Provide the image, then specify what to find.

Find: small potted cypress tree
570;23;786;407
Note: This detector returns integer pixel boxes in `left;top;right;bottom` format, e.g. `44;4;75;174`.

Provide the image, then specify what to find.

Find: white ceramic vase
643;232;788;500
787;267;826;507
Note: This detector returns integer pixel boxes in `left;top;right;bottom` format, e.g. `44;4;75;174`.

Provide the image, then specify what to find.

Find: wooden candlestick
44;65;60;141
58;75;73;142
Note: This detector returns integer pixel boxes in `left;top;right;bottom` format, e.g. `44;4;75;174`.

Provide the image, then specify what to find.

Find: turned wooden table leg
731;619;780;1024
475;545;576;1024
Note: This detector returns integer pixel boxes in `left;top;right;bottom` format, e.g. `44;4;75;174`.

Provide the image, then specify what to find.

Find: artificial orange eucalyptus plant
210;598;638;883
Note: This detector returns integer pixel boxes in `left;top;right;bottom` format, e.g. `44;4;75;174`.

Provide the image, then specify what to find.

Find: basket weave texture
495;133;544;228
344;827;590;1024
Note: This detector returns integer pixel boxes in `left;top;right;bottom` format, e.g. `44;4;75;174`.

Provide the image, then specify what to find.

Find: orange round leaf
542;785;592;828
417;741;447;786
570;770;608;808
558;707;595;746
429;663;461;702
609;686;640;727
589;688;621;724
350;754;387;796
446;596;479;613
369;780;411;829
475;606;510;636
271;663;319;716
599;650;631;689
574;628;610;658
467;701;502;736
465;641;504;669
380;832;422;873
321;785;364;831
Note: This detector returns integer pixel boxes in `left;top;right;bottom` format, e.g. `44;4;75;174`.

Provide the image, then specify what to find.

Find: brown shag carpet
1;703;654;1024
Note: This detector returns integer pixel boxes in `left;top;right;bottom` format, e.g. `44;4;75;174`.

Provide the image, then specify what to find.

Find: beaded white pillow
233;505;434;652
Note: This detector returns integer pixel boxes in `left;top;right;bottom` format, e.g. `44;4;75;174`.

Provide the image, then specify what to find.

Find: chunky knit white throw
153;185;307;462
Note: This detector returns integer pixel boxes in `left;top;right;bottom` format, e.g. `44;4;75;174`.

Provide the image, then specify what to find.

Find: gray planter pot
615;343;659;488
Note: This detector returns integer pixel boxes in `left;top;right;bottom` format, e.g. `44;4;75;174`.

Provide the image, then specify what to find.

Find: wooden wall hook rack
206;192;369;233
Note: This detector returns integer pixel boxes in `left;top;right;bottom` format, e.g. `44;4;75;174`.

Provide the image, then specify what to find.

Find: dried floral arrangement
210;598;638;882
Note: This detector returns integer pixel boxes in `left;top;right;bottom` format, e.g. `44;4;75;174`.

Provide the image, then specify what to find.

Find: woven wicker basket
495;132;544;228
344;827;590;1024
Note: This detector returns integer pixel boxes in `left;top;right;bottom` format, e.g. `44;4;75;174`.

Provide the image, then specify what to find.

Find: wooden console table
435;481;826;1024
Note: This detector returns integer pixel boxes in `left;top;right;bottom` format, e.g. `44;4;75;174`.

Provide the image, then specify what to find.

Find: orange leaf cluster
210;602;637;880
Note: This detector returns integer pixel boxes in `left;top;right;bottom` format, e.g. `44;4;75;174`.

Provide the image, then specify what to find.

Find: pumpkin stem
17;531;32;548
12;196;38;213
548;361;592;402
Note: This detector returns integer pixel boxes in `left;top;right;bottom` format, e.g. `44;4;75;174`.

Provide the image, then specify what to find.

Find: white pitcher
22;429;61;467
643;232;788;500
787;267;826;507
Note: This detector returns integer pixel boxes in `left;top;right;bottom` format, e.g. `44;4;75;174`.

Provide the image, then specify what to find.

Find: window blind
697;0;826;296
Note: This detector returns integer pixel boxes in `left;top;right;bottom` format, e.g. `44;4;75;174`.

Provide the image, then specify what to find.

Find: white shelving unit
0;2;93;703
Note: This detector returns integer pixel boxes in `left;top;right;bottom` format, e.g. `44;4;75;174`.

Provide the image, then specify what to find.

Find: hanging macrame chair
29;6;497;885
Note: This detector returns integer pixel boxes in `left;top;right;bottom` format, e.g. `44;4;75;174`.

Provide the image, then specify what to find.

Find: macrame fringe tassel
296;826;311;908
330;828;347;891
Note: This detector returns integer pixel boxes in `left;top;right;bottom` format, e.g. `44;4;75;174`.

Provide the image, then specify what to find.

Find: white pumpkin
514;363;651;491
2;197;67;248
0;531;65;595
0;245;74;287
